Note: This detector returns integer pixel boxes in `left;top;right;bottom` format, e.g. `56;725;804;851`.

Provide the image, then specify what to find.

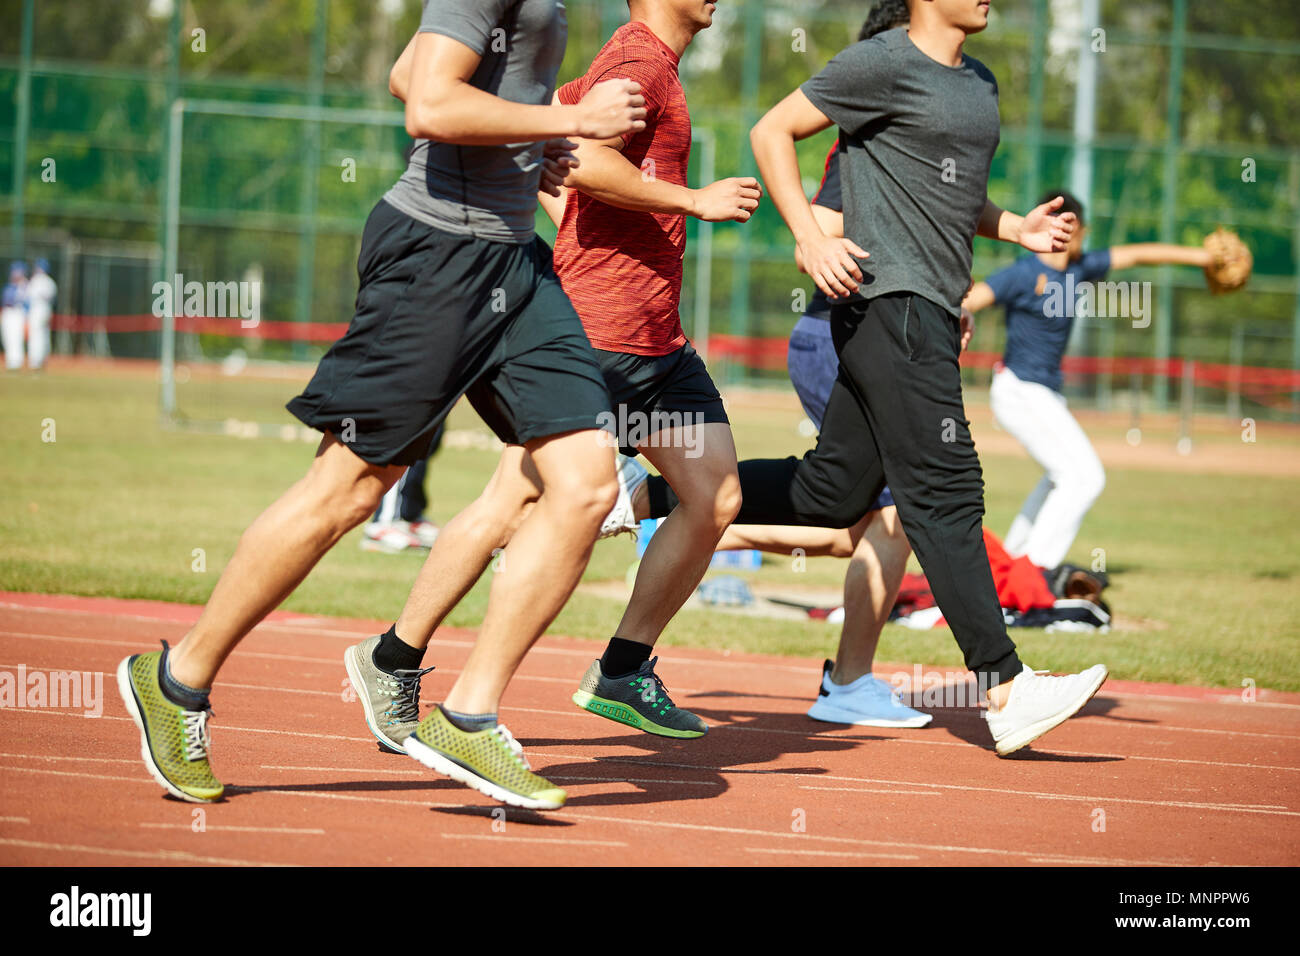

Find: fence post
1177;358;1195;453
10;0;34;257
1154;0;1187;412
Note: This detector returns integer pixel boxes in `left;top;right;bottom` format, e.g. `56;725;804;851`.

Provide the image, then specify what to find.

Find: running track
1;592;1297;867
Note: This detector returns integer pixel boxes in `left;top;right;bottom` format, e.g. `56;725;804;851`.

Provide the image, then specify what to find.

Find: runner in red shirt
350;0;761;745
537;1;767;738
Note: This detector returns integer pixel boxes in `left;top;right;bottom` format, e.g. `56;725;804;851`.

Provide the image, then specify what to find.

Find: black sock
157;642;211;710
372;625;425;674
600;637;651;678
440;705;497;732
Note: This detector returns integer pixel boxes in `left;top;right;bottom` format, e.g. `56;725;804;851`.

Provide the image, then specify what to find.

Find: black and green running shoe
116;642;224;803
404;708;566;810
572;657;707;738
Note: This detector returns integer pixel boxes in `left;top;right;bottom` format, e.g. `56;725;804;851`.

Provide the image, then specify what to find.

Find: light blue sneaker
807;660;933;728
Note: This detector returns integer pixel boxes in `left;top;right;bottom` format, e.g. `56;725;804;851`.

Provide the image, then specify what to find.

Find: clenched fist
575;79;647;140
690;177;763;223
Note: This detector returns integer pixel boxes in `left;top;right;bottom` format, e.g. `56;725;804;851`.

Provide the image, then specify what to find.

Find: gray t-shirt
383;0;566;244
801;27;1000;315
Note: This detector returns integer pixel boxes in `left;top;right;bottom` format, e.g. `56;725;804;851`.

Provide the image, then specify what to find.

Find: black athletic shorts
288;200;611;466
594;341;729;457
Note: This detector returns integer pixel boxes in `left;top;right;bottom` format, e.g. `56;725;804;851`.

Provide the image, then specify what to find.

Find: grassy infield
2;369;1297;692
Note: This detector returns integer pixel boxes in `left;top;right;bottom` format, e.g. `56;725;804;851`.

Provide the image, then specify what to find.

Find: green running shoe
344;635;435;753
404;707;566;810
572;656;707;738
116;642;223;803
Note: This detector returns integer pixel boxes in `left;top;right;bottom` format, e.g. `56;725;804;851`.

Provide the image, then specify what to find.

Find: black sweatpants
648;292;1022;685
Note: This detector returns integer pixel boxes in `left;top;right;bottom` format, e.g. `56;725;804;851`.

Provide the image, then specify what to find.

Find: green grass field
2;366;1298;691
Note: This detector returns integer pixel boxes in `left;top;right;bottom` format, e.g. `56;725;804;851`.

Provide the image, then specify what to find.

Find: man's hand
1018;195;1077;253
539;138;579;197
959;307;975;351
574;79;647;140
797;233;869;299
690;177;763;222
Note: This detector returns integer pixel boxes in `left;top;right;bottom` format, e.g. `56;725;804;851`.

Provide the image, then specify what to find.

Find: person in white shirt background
2;261;29;372
25;258;57;372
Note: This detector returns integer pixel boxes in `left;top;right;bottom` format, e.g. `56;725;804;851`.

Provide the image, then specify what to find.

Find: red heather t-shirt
554;22;690;357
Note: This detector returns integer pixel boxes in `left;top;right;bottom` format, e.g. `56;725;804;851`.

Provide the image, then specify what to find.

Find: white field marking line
560;810;1194;867
798;781;1297;817
260;764;423;775
545;774;722;787
10;624;1300;717
4;603;1300;706
797;786;943;796
5;707;378;743
0;837;296;866
745;847;920;860
0;631;651;690
0;605;811;672
533;751;1298;816
139;822;327;835
726;725;1300;774
0;751;138;765
0;630;341;666
0;816;31;824
0;763;1199;867
9;698;1300;782
437;833;627;848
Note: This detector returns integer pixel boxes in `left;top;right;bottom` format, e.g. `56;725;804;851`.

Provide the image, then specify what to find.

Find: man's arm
1108;243;1211;271
962;280;996;313
978;196;1076;253
403;32;646;144
793;205;844;272
751;89;868;299
562;134;761;221
389;33;416;100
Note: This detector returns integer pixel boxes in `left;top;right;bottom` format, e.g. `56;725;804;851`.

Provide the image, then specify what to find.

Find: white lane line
531;751;1297;816
799;786;943;796
562;811;1194;867
0;630;340;665
6;603;1300;706
0;816;31;824
546;775;721;787
722;723;1300;764
0;836;296;866
438;833;626;847
745;846;920;860
0;764;1212;866
260;764;422;775
138;822;326;835
0;752;138;764
798;781;1297;816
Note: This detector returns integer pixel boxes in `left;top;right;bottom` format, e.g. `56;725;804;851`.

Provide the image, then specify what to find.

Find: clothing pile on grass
892;529;1111;633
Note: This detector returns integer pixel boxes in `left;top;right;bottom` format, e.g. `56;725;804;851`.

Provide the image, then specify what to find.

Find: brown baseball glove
1203;227;1252;295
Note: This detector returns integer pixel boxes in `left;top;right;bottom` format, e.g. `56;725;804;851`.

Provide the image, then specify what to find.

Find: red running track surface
1;592;1297;867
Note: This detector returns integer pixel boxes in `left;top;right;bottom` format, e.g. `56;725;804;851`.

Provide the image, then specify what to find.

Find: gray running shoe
572;656;707;738
344;635;435;752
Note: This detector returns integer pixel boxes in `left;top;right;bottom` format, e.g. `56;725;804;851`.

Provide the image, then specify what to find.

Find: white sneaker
598;454;648;539
806;661;933;729
408;518;439;548
986;663;1108;756
360;520;424;553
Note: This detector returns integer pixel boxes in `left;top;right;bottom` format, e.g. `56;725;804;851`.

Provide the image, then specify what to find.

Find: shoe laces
182;707;213;762
379;665;435;724
492;724;531;770
637;658;674;708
